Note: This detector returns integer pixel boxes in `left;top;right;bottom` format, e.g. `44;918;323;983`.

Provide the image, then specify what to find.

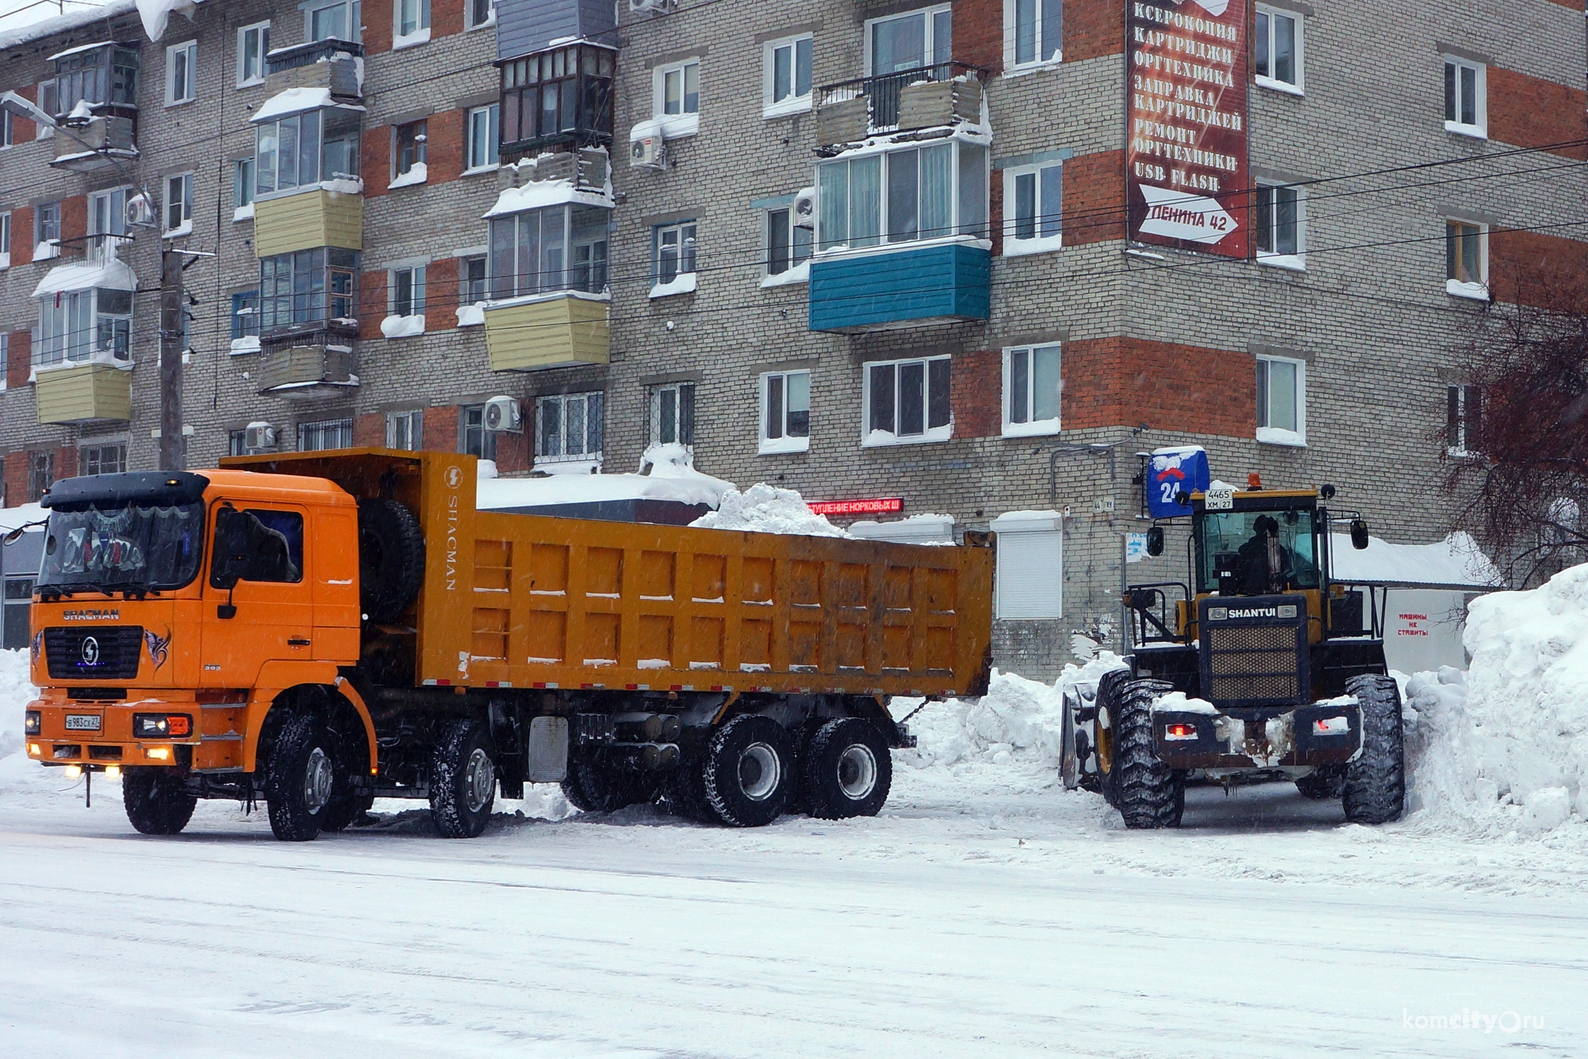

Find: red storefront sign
1126;0;1250;258
808;497;904;516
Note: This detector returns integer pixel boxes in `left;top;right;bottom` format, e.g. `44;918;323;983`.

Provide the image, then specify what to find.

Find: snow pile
379;313;425;338
478;447;733;511
0;649;37;764
1331;531;1501;588
900;670;1069;773
691;483;850;538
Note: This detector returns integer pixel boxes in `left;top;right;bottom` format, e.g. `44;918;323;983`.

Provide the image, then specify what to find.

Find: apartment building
2;0;1585;672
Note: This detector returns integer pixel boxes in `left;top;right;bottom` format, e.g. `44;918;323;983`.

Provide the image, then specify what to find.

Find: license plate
64;714;102;732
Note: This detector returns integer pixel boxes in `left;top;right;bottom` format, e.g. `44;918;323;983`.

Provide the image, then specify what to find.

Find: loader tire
266;713;336;842
122;767;197;836
1295;765;1346;800
702;715;794;827
1104;677;1185;829
803;718;892;819
561;757;653;814
430;719;496;838
1342;674;1405;825
358;497;425;623
1093;669;1134;809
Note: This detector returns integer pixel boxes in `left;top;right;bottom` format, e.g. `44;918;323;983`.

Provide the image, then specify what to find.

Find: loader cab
1193;496;1322;599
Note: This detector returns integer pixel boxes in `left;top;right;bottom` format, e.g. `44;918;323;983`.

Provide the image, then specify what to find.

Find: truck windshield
37;502;206;592
1198;508;1320;595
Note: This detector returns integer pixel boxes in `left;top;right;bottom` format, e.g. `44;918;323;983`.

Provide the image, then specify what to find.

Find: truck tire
1295;765;1346;800
358;497;425;623
1342;674;1405;825
1104;677;1185;829
122;767;197;835
319;789;374;832
803;718;892;819
660;753;713;823
561;758;652;814
266;713;336;842
430;718;496;838
702;715;794;827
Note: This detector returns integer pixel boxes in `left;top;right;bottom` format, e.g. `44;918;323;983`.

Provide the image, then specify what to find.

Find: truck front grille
1205;624;1301;702
44;626;144;681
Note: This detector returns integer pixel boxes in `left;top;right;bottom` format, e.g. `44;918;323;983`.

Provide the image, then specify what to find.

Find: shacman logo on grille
80;636;101;666
63;609;119;621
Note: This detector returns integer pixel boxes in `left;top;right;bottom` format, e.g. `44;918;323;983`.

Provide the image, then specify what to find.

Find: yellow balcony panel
35;363;132;425
484;291;610;373
254;188;363;258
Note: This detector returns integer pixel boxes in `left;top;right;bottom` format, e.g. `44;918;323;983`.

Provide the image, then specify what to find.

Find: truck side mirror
211;508;245;593
1146;526;1165;556
1350;519;1370;550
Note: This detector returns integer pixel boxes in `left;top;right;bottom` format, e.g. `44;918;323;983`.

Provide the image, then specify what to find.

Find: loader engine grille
1197;595;1309;708
44;626;145;681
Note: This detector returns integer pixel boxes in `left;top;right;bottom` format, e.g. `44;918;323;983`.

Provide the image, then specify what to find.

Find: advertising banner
1126;0;1250;257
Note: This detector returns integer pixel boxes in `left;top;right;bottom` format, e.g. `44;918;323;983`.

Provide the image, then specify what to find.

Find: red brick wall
493;429;530;473
987;167;1005;256
1065;0;1125;62
2;453;28;507
361;126;390;199
363;0;393;53
53;446;77;480
952;348;1003;438
358;269;387;339
426;256;459;323
9;206;31;266
424;404;460;452
953;0;1004;74
7;331;32;389
1062;150;1125;245
1487;66;1588;160
10;84;36;141
61;195;86;244
1491;228;1588;310
426;109;465;184
354;412;385;447
1064;337;1256;436
433;0;465;38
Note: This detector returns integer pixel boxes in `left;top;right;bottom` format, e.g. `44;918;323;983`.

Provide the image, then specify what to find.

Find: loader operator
1236;514;1295;595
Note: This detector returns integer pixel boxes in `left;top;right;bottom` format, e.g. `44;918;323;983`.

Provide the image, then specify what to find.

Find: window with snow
392;264;426;317
396;0;430;41
231;290;261;341
817;139;988;252
37;288;132;367
1255;182;1304;268
467;104;499;170
468;0;494;29
1007;0;1062;68
35;201;61;250
1445;219;1487;299
1447;384;1482;456
864;356;951;445
36;79;57;136
1254;6;1302;92
387;409;422;451
298;418;354;451
166;41;197;106
164;172;194;235
254;106;361;196
651;383;695;448
537;392;604;464
259;248;359;331
500;44;614;152
1443;56;1485;138
489;205;610;299
867;5;952;75
463;256;488;305
1003;344;1060;437
237;22;270;87
393;120;427;181
80;442;126;476
765;206;812;278
307;0;360;43
234;158;255;210
764;35;813;117
461;405;499;461
760;371;810;454
652;220;696;290
1256;355;1306;446
1002;159;1062;253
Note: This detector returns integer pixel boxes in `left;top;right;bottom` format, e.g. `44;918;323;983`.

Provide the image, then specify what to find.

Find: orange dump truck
23;449;994;839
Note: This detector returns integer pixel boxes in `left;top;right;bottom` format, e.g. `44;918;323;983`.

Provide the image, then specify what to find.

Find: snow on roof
478;448;733;511
483;178;613;219
31;256;137;298
692;484;851;538
1330;531;1501;590
0;1;136;51
46;38;118;61
135;0;199;42
249;87;364;123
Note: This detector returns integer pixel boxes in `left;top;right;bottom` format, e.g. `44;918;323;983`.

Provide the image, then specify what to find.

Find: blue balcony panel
808;242;990;333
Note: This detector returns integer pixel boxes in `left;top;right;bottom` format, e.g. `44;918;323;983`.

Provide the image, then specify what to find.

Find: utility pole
158;246;185;471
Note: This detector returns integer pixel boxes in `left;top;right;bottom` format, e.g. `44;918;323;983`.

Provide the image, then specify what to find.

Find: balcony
35;363;132;424
265;39;363;99
484;291;610;372
254;187;362;258
809;241;990;333
815;62;986;146
256;330;358;398
50;114;137;173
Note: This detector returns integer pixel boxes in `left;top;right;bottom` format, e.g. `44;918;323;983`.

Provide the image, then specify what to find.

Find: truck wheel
803;718;892;819
358;497;425;623
561;758;652;814
702;715;794;827
1342;674;1405;824
1295;765;1346;800
660;753;713;822
266;713;337;842
1106;677;1185;829
122;767;197;835
319;789;374;832
430;719;496;838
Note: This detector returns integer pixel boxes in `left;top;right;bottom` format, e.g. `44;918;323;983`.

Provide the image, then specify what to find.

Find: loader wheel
266;713;337;842
702;715;794;827
561;757;655;814
1093;669;1132;808
1101;676;1184;829
1295;765;1346;800
430;719;496;838
358;497;425;623
122;767;197;836
1342;674;1405;825
803;718;892;819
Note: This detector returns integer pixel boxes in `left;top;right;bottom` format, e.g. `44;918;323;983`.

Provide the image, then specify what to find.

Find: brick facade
1487;65;1588;160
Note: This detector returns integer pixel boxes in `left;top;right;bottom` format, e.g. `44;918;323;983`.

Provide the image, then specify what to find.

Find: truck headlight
133;713;192;738
25;710;41;736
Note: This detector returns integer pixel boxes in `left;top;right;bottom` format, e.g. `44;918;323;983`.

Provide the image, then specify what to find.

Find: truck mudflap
1152;700;1363;771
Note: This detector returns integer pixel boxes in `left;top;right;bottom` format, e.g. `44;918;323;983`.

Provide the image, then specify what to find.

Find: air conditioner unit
244;421;277;450
124;192;155;229
484;395;523;433
792;186;817;228
629;0;669;13
630;121;665;169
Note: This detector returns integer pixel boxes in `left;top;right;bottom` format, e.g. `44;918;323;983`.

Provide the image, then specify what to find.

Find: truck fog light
63;765;82;779
1164;723;1199;741
1313;717;1350;735
25;710;40;736
28;742;42;757
105;765;121;780
145;747;171;761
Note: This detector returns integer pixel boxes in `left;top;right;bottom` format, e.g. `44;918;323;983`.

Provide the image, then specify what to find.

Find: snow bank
691;483;850;538
899;670;1069;773
1331;531;1500;588
0;649;37;764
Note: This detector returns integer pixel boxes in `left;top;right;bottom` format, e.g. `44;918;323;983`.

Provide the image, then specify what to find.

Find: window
765;206;812;278
865;356;951;445
0;333;7;391
489;204;610;298
396;0;430;42
54;45;137;115
537;391;604;463
80;442;126;476
500;43;615;150
0;212;9;269
817;140;988;251
661;59;699;117
35;201;61;254
212;509;304;584
237;21;270;86
1;109;12;148
28;452;53;503
652;220;697;293
651;383;695;447
764;35;813;117
1007;0;1062;68
1444;56;1485;137
466;104;499;170
463;255;488;304
259;248;359;330
231;290;261;344
1003;344;1060;436
1254;6;1301;92
1445;219;1488;299
307;0;360;42
38;288;133;367
254;106;361;196
468;0;494;28
461;405;499;460
1447;384;1482;456
1255;182;1304;268
298;418;353;451
387;409;422;450
868;5;952;75
234;158;255;212
1002;160;1062;253
393;120;427;183
228;429;250;457
36;79;57;136
88;186;128;261
760;371;810;454
1256;355;1305;445
166;40;197;106
392;264;426;317
164;172;194;235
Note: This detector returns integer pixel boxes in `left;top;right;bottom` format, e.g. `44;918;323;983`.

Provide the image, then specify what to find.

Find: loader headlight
25;710;41;736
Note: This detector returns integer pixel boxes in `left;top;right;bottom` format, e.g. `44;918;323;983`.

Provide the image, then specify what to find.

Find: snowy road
2;765;1584;1059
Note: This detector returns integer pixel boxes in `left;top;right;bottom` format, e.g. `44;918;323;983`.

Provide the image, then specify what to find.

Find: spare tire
358;497;425;622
